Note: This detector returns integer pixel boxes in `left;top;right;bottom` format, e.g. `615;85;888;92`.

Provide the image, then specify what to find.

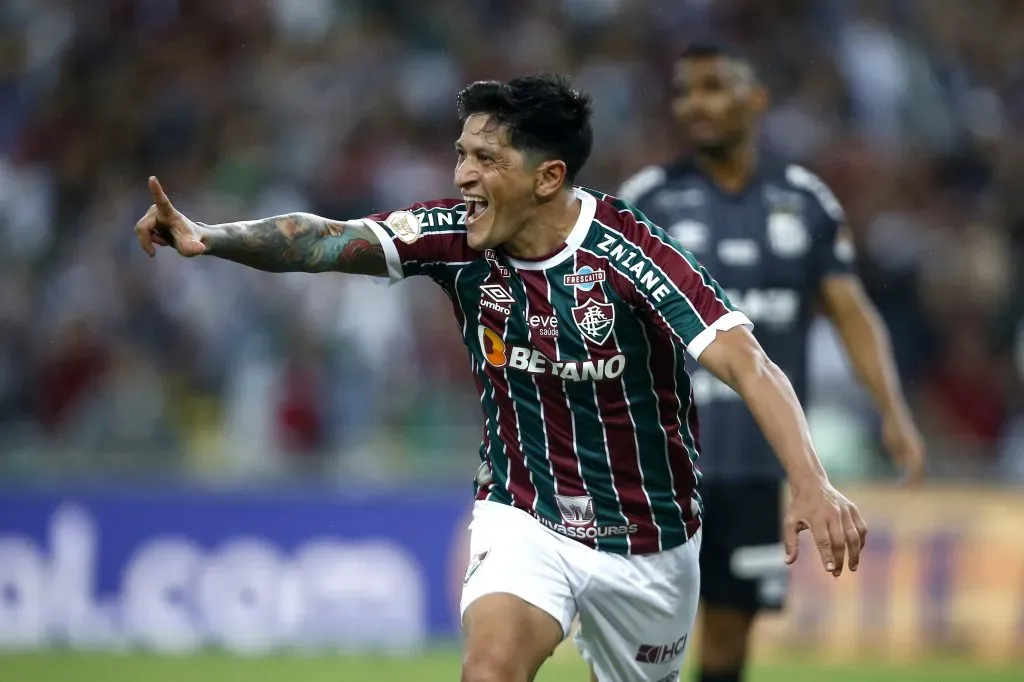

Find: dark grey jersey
617;155;856;481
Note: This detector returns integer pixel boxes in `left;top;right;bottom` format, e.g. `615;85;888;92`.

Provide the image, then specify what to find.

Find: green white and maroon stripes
366;192;741;555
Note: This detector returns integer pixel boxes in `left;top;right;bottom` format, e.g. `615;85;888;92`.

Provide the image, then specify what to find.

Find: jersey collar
504;188;596;271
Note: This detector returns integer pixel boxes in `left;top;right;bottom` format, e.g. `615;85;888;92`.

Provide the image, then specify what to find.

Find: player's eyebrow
455;139;501;156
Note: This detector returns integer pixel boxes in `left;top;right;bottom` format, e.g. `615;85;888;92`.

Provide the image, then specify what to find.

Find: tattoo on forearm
202;214;386;275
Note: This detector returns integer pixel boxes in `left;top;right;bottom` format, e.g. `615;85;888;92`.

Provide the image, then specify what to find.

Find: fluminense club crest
571;299;615;345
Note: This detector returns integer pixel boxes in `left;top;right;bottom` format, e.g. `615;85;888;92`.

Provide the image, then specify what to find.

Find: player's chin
466;219;494;251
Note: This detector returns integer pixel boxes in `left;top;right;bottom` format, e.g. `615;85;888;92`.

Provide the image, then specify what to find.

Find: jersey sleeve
612;215;753;361
786;164;857;285
360;200;476;285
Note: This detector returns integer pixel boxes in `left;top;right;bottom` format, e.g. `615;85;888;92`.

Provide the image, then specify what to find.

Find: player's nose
454;159;478;190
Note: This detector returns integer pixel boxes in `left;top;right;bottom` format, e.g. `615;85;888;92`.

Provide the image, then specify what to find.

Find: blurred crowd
0;0;1022;483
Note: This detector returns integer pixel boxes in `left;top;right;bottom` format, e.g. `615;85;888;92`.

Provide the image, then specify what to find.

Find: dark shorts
698;479;789;613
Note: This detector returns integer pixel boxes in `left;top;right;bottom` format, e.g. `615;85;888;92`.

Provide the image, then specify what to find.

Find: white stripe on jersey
637;321;687;533
547;264;592;523
609;314;662;550
572;252;633;552
523;272;556;516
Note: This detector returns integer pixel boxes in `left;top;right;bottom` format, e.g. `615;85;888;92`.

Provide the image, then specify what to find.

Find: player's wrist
194;222;220;254
882;402;912;425
787;467;830;495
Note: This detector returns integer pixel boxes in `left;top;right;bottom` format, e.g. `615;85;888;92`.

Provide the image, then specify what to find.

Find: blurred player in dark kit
617;43;926;682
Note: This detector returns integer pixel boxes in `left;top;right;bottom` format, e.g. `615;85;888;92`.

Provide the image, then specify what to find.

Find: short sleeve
807;202;857;289
785;164;857;285
606;216;753;361
362;200;477;285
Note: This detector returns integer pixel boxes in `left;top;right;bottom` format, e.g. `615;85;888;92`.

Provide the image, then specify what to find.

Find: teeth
464;198;488;219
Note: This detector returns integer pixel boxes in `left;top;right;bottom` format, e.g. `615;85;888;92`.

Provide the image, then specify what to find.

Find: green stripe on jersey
616;202;737;312
547;262;630;553
451;267;513;506
609;309;689;548
499;273;560;521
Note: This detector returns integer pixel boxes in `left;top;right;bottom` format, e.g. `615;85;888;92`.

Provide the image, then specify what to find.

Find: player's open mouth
465;197;489;224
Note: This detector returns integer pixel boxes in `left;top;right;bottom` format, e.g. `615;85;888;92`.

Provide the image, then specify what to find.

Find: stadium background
1;0;1022;680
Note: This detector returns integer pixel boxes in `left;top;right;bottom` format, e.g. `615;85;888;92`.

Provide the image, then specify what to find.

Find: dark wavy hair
457;74;594;184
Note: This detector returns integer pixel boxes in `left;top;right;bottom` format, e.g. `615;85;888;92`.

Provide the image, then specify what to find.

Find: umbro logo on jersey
479;283;513;315
480;283;513;303
563;265;605;291
572;299;615;345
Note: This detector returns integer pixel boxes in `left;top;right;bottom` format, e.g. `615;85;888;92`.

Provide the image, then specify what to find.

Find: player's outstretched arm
134;176;387;276
698;325;868;578
200;213;385;275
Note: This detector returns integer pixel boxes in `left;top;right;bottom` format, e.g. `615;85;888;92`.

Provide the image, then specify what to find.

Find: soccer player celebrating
135;74;867;682
617;43;926;682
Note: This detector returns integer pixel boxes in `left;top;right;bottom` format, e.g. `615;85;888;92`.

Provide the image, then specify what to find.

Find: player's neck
696;144;757;194
504;191;581;261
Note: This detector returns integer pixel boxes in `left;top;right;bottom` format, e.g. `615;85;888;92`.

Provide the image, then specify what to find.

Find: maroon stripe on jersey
643;314;700;522
594;251;687;348
365;197;465;221
448;288;496;502
477;282;537;511
573;251;659;553
595;201;730;326
365;198;477;267
580;248;699;522
518;270;588;499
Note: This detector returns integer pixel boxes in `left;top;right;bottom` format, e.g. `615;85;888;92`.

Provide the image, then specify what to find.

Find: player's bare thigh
462;592;565;682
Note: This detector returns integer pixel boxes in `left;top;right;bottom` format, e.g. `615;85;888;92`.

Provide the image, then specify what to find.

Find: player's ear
534;159;568;198
750;84;769;115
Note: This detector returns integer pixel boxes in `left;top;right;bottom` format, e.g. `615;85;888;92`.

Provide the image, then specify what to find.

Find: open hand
134;176;206;258
784;480;867;578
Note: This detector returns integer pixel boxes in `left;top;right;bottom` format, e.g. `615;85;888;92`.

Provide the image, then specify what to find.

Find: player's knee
461;646;527;682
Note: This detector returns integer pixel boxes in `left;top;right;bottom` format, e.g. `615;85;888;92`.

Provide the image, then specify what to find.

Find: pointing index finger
148;176;174;214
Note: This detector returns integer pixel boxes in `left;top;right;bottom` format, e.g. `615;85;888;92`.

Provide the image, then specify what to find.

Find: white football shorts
460;500;701;682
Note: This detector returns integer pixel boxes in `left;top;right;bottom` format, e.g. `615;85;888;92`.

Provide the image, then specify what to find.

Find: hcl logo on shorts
478;327;626;382
636;634;688;664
